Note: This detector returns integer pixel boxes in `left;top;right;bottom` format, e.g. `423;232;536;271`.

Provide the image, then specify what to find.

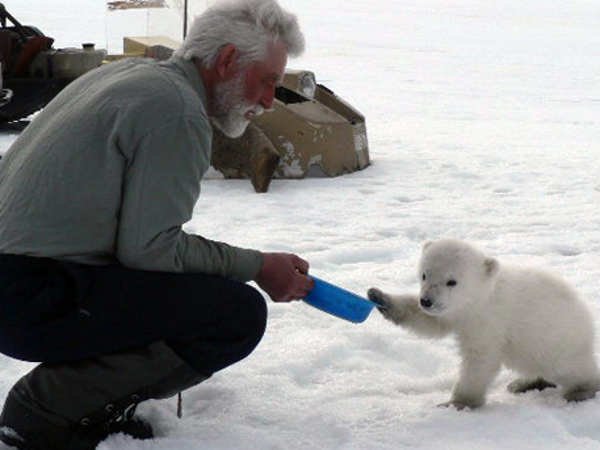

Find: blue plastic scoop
302;276;378;323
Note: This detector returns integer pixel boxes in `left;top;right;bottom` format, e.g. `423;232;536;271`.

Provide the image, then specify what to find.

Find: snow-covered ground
1;0;600;448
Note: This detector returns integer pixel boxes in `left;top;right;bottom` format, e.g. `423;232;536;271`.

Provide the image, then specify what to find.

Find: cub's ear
423;241;434;251
484;257;500;277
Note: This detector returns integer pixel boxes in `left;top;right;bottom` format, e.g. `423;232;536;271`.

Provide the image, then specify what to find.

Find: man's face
211;43;288;138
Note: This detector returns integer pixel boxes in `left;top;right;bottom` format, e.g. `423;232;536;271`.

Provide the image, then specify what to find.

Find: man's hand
255;253;314;302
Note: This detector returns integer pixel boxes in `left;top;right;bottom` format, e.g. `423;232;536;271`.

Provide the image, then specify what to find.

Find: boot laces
107;400;139;427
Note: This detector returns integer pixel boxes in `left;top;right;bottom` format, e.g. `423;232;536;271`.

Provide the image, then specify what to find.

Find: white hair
174;0;305;69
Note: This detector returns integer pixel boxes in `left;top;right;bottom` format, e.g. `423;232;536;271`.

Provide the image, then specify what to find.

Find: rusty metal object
211;122;280;193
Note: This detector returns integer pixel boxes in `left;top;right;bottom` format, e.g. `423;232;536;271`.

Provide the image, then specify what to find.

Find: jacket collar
170;55;208;108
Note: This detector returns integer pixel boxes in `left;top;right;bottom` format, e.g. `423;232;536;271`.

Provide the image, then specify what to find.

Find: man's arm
116;115;262;281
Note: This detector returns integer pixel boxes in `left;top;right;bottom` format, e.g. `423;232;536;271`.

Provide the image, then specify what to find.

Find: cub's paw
367;287;389;310
438;394;485;410
367;288;397;323
507;378;556;395
438;400;473;411
368;288;414;325
563;386;599;403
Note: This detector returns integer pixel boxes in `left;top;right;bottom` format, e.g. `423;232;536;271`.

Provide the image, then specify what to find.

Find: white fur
368;239;600;409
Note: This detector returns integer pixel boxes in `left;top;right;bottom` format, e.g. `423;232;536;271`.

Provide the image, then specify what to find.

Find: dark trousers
0;254;267;377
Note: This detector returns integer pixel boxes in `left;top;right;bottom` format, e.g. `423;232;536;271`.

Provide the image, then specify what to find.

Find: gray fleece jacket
0;56;262;281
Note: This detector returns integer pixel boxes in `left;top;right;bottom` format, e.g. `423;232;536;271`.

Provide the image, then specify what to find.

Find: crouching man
0;0;313;448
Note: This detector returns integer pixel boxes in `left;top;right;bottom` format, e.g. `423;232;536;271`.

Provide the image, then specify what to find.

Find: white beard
210;72;264;138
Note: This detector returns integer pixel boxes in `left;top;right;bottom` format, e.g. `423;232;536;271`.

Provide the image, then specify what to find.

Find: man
0;0;313;448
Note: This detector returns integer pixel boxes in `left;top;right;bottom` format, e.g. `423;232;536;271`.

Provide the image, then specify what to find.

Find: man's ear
215;44;239;80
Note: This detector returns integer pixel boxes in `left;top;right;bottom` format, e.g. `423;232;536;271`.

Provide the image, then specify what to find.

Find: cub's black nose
420;297;434;309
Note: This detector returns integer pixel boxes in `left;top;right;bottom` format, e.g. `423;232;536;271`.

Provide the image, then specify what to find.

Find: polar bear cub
368;239;600;409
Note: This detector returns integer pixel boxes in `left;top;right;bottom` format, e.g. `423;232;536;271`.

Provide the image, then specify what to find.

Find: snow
1;0;600;449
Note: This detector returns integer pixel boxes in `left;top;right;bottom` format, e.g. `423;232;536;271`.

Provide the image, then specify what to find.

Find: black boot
0;385;153;449
0;341;207;450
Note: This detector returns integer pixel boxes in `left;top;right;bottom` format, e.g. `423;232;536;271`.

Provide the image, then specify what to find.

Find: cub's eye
422;273;426;281
446;280;457;287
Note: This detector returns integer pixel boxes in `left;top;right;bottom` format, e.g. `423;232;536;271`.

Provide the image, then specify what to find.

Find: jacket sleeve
115;115;263;281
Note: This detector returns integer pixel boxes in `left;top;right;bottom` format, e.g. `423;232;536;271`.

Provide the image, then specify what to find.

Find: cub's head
417;239;499;319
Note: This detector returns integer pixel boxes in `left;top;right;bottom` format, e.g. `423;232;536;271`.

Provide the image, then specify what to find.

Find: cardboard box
255;69;370;178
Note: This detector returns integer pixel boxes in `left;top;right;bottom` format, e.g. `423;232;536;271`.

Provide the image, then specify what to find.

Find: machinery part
0;4;105;123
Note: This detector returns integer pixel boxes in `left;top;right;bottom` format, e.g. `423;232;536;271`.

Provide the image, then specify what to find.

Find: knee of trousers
165;283;268;375
234;286;268;358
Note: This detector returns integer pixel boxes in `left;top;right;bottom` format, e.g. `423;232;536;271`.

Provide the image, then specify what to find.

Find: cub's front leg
441;344;502;410
367;288;452;339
